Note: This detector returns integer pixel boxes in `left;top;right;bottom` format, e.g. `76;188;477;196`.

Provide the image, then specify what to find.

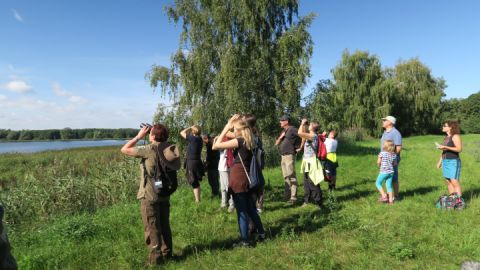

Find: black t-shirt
443;135;460;159
279;127;298;155
205;141;220;170
233;138;253;169
186;135;203;160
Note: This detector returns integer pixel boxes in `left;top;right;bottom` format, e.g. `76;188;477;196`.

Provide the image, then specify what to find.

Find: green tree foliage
389;59;445;136
304;79;340;131
331;50;385;135
147;0;315;135
306;51;446;137
441;91;480;134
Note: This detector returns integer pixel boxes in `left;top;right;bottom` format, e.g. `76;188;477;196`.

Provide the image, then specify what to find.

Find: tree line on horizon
0;128;138;141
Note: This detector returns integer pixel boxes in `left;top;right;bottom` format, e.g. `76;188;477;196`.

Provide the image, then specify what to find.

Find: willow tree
331;50;387;136
147;0;314;135
390;58;446;135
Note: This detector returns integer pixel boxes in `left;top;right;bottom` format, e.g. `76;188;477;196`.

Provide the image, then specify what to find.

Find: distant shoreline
0;138;130;143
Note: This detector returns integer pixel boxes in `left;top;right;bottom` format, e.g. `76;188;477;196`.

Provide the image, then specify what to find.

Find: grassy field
2;135;480;269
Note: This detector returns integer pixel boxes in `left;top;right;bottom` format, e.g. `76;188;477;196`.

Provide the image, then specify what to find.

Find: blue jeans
392;156;400;182
232;192;265;241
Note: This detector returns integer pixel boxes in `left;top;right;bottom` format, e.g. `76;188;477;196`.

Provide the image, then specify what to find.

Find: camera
140;123;152;131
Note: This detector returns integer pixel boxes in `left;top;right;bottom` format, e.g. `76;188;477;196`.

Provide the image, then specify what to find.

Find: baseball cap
382;116;396;125
280;115;290;122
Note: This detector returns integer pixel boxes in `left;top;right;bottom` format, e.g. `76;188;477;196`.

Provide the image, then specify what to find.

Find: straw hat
162;144;181;170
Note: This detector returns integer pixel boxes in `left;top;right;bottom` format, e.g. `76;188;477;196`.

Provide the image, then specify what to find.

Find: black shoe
233;241;252;248
255;233;266;242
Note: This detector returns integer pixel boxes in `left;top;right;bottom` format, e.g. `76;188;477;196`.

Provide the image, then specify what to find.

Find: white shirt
218;149;228;172
325;138;338;153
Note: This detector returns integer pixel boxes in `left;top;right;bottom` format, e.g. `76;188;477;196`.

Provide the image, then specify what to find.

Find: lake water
0;140;130;154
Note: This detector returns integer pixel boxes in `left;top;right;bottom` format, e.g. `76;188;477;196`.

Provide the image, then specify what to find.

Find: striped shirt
379;151;397;174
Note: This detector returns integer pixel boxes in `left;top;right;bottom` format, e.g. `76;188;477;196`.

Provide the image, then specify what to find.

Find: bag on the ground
435;193;465;210
317;134;327;161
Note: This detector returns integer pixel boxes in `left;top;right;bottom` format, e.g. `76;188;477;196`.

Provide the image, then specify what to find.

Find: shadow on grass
174;237;239;260
462;188;480;204
335;178;371;191
266;208;328;239
173;210;328;262
398;185;439;199
335;189;375;202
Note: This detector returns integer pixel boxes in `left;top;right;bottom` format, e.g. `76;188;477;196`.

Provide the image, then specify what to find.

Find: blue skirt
442;159;461;180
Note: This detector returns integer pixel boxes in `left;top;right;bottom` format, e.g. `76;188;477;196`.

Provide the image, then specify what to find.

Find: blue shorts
442;159;461;181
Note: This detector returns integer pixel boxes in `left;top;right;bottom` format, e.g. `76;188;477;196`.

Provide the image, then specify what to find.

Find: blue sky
1;0;479;130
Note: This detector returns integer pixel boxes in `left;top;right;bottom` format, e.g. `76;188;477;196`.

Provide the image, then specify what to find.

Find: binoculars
140;123;153;131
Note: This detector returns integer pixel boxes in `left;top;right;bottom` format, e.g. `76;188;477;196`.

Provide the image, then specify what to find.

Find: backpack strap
238;149;252;186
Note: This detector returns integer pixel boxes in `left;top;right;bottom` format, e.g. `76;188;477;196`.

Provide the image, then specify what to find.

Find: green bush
388;243;415;260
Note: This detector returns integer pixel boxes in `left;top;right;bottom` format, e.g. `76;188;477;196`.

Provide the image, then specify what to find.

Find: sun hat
162;144;181;170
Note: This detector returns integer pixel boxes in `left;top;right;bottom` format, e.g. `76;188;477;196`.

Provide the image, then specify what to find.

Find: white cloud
12;9;23;22
52;83;71;97
3;80;33;93
0;95;7;101
51;82;89;104
69;95;88;104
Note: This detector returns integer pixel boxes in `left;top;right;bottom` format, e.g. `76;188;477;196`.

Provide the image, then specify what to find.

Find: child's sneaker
378;196;388;203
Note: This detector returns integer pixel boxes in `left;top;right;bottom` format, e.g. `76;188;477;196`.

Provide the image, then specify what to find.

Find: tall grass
0;147;141;224
3;135;480;269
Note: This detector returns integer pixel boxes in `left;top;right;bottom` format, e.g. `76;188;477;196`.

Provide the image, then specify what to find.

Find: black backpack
239;141;265;190
254;137;266;170
142;144;178;197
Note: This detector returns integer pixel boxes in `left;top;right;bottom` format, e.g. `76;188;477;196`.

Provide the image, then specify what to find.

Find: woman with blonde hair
213;114;265;247
181;125;204;202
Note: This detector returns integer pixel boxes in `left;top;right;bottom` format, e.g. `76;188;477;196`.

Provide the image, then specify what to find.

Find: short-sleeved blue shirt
380;127;402;156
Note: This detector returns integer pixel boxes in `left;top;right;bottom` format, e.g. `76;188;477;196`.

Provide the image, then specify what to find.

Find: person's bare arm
377;156;382;167
213;114;241;150
440;135;462;153
296;138;305;153
275;130;286;146
437;154;443;169
297;119;315;140
121;126;149;156
180;127;192;139
226;131;236;139
395;145;402;154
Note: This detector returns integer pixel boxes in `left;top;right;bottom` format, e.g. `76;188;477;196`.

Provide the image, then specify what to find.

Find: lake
0;140;130;154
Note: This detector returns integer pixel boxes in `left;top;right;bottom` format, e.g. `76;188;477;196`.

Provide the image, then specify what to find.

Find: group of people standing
120;112;465;267
374;116;463;205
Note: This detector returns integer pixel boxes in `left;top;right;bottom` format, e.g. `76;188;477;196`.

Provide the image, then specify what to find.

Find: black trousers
303;172;322;206
207;169;220;196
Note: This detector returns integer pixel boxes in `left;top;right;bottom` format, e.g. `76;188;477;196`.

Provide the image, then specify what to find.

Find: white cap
382;116;396;125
